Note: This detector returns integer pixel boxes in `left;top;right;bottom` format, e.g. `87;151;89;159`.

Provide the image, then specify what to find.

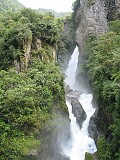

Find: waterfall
64;47;97;160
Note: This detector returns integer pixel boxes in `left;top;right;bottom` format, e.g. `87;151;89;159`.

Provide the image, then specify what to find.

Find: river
64;47;97;160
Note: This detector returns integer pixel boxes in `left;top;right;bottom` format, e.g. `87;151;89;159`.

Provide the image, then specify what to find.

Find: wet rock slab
88;111;99;143
71;97;87;128
65;87;87;129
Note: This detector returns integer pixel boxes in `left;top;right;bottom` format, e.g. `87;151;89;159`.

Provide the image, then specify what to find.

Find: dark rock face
58;18;76;71
71;97;87;129
88;96;99;143
105;0;120;20
88;111;99;144
75;0;108;54
74;0;119;55
66;87;87;129
65;85;82;99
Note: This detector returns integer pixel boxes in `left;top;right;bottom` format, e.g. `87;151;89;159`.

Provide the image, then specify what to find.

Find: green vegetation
38;8;70;18
85;152;98;160
72;0;80;12
0;0;24;12
0;61;65;159
0;8;64;70
86;20;120;160
85;153;93;160
0;7;66;160
71;0;81;30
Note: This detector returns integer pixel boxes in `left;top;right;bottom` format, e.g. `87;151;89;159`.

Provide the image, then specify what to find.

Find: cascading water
64;47;97;160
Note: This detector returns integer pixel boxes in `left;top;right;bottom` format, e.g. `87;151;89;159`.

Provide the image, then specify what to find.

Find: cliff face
105;0;120;20
73;1;120;159
74;0;120;95
75;0;108;53
14;38;57;73
58;18;76;71
73;0;120;149
74;0;120;53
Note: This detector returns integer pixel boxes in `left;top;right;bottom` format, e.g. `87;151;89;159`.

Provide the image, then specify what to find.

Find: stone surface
34;38;41;50
58;19;76;71
65;86;82;99
23;40;32;69
73;0;120;143
75;0;120;54
105;0;120;20
66;87;86;129
88;111;99;143
75;0;108;54
71;97;87;129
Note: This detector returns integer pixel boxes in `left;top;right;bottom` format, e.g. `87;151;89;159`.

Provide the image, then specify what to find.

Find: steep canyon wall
73;1;120;159
74;0;120;53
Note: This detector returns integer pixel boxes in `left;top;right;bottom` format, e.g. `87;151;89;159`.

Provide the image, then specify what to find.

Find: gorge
0;0;120;160
64;47;97;160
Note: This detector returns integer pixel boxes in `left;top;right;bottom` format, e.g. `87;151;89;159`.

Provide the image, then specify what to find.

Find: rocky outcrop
105;0;120;20
71;97;87;128
14;59;21;73
58;18;76;71
66;87;86;128
74;0;120;53
14;37;58;72
34;38;42;50
14;39;32;72
23;39;32;69
88;111;99;143
71;2;120;157
65;85;82;98
75;0;108;53
52;47;56;61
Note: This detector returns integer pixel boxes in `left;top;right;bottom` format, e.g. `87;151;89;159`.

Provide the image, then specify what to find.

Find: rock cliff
75;0;108;53
74;0;120;53
72;1;120;159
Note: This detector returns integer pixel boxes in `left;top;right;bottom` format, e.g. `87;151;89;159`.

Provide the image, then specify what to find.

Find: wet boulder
71;97;87;129
66;88;82;99
88;111;99;143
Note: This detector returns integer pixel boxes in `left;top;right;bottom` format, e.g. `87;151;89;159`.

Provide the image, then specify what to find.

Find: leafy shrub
109;20;120;34
86;20;120;160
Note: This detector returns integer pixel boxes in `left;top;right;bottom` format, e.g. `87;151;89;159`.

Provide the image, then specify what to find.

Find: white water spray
65;47;79;89
65;47;97;160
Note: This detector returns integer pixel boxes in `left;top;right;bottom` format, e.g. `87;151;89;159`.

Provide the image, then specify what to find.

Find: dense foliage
86;20;120;160
71;0;81;29
0;60;65;159
0;8;66;160
0;0;24;12
0;8;64;70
